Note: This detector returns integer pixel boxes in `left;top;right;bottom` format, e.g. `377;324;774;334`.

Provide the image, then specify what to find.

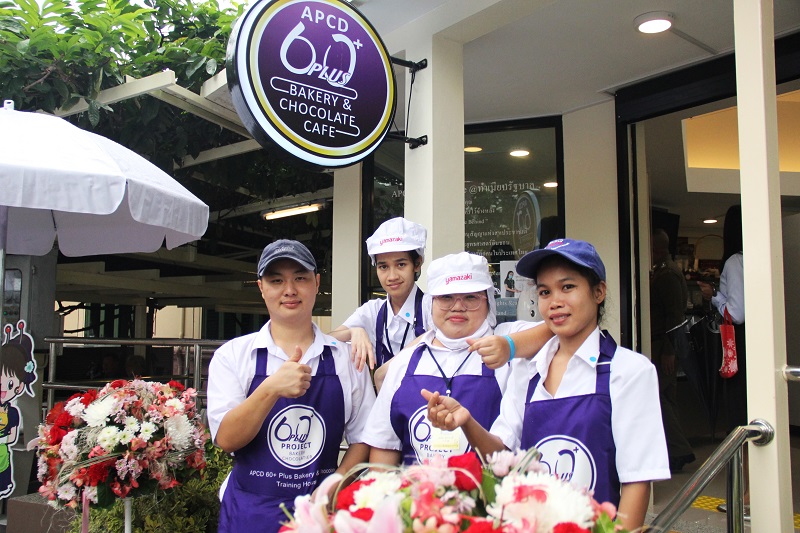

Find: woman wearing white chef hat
330;217;432;375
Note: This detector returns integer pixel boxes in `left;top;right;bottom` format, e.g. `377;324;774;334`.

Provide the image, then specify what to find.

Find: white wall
562;101;621;340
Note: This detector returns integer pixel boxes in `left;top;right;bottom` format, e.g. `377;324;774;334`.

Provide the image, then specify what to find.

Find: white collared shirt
363;320;539;451
711;252;744;324
491;328;670;484
207;321;375;447
342;285;433;354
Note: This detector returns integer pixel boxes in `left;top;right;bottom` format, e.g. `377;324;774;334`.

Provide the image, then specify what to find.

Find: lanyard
426;346;473;396
382;316;411;360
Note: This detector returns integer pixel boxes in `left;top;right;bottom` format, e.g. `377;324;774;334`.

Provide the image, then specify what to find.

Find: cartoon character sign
0;320;37;498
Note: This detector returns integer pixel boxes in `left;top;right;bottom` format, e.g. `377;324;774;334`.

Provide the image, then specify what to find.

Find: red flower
87;460;113;486
168;380;185;392
108;379;127;390
350;507;374;521
448;451;482;491
553;523;590;533
463;518;502;533
47;411;75;445
45;402;66;425
80;389;98;406
48;425;68;446
335;478;374;510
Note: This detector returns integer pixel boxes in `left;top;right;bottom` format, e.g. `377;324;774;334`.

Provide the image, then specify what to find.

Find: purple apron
390;343;502;465
521;331;620;506
219;346;345;533
375;288;425;366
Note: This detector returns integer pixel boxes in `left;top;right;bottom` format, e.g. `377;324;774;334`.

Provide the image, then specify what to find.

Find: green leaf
204;57;217;75
88;98;100;126
15;38;29;54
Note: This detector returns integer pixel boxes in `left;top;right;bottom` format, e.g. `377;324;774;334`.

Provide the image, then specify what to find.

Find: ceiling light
464;146;483;153
635;12;674;34
543;182;558;188
509;150;529;157
263;203;323;220
703;218;718;224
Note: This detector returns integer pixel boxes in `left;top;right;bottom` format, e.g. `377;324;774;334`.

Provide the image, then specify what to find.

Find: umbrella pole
0;206;7;330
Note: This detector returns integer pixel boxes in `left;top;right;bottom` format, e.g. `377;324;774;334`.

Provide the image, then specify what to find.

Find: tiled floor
645;378;800;532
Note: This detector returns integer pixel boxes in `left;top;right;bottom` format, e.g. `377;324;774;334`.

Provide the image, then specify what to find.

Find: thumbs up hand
269;346;312;398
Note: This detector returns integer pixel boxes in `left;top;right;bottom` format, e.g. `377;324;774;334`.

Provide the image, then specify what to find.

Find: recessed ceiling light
543;182;558;188
509;150;529;157
635;11;674;34
464;146;483;153
703;218;718;224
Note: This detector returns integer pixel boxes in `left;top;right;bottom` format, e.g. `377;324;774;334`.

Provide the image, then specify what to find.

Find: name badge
429;426;463;451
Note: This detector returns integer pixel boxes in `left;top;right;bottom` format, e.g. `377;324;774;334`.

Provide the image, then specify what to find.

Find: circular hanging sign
227;0;397;169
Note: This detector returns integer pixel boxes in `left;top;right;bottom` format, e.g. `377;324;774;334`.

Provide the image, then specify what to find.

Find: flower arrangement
33;379;209;510
279;449;625;533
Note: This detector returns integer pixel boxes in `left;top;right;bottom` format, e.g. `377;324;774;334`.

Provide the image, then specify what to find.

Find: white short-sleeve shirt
207;321;375;447
342;285;432;356
491;328;670;484
363;320;539;451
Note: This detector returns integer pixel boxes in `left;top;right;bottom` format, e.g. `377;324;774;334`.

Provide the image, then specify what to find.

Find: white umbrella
0;99;210;316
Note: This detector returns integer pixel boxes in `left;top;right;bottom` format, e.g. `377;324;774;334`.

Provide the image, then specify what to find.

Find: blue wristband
504;335;516;361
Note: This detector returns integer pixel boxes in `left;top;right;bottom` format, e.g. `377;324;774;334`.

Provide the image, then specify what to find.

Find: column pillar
733;0;793;530
402;34;465;286
331;163;363;326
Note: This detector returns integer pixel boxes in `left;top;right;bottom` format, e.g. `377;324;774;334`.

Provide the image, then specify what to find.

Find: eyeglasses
432;294;487;311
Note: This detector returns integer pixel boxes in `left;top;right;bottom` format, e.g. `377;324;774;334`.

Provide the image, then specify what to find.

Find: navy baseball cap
516;238;606;281
257;239;317;278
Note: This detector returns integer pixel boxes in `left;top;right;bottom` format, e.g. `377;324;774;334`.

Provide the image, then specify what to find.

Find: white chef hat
426;252;494;295
365;217;427;266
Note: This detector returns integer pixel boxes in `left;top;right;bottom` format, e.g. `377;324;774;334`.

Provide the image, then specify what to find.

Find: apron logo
535;435;597;490
408;405;468;462
267;405;326;469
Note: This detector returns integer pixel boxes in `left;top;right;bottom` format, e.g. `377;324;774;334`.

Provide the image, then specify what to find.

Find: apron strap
526;331;618;402
405;343;428;376
413;287;425;336
375;301;389;366
316;346;335;375
255;347;269;377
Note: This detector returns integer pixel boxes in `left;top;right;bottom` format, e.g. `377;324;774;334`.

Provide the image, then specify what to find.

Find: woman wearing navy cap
424;239;669;531
330;217;431;376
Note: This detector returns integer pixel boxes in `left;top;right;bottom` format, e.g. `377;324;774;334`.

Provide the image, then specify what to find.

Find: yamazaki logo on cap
379;236;403;246
445;274;473;285
228;0;396;169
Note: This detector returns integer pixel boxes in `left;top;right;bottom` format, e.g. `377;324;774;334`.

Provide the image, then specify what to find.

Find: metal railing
649;419;774;532
42;336;225;410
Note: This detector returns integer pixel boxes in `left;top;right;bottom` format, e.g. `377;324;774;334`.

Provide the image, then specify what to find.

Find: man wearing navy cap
207;239;375;533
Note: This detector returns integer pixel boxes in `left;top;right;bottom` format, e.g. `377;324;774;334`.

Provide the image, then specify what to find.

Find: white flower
118;427;137;445
164;398;185;415
124;416;140;432
65;397;85;418
58;431;79;461
352;472;403;510
83;486;98;504
487;471;595;532
138;421;157;442
164;414;192;450
96;426;121;450
82;395;118;427
56;483;77;502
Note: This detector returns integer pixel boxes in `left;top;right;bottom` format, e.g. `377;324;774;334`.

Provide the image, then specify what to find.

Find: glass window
464;119;563;323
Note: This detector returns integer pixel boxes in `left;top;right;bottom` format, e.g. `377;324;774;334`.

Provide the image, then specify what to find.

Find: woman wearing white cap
363;252;551;466
330;217;431;373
